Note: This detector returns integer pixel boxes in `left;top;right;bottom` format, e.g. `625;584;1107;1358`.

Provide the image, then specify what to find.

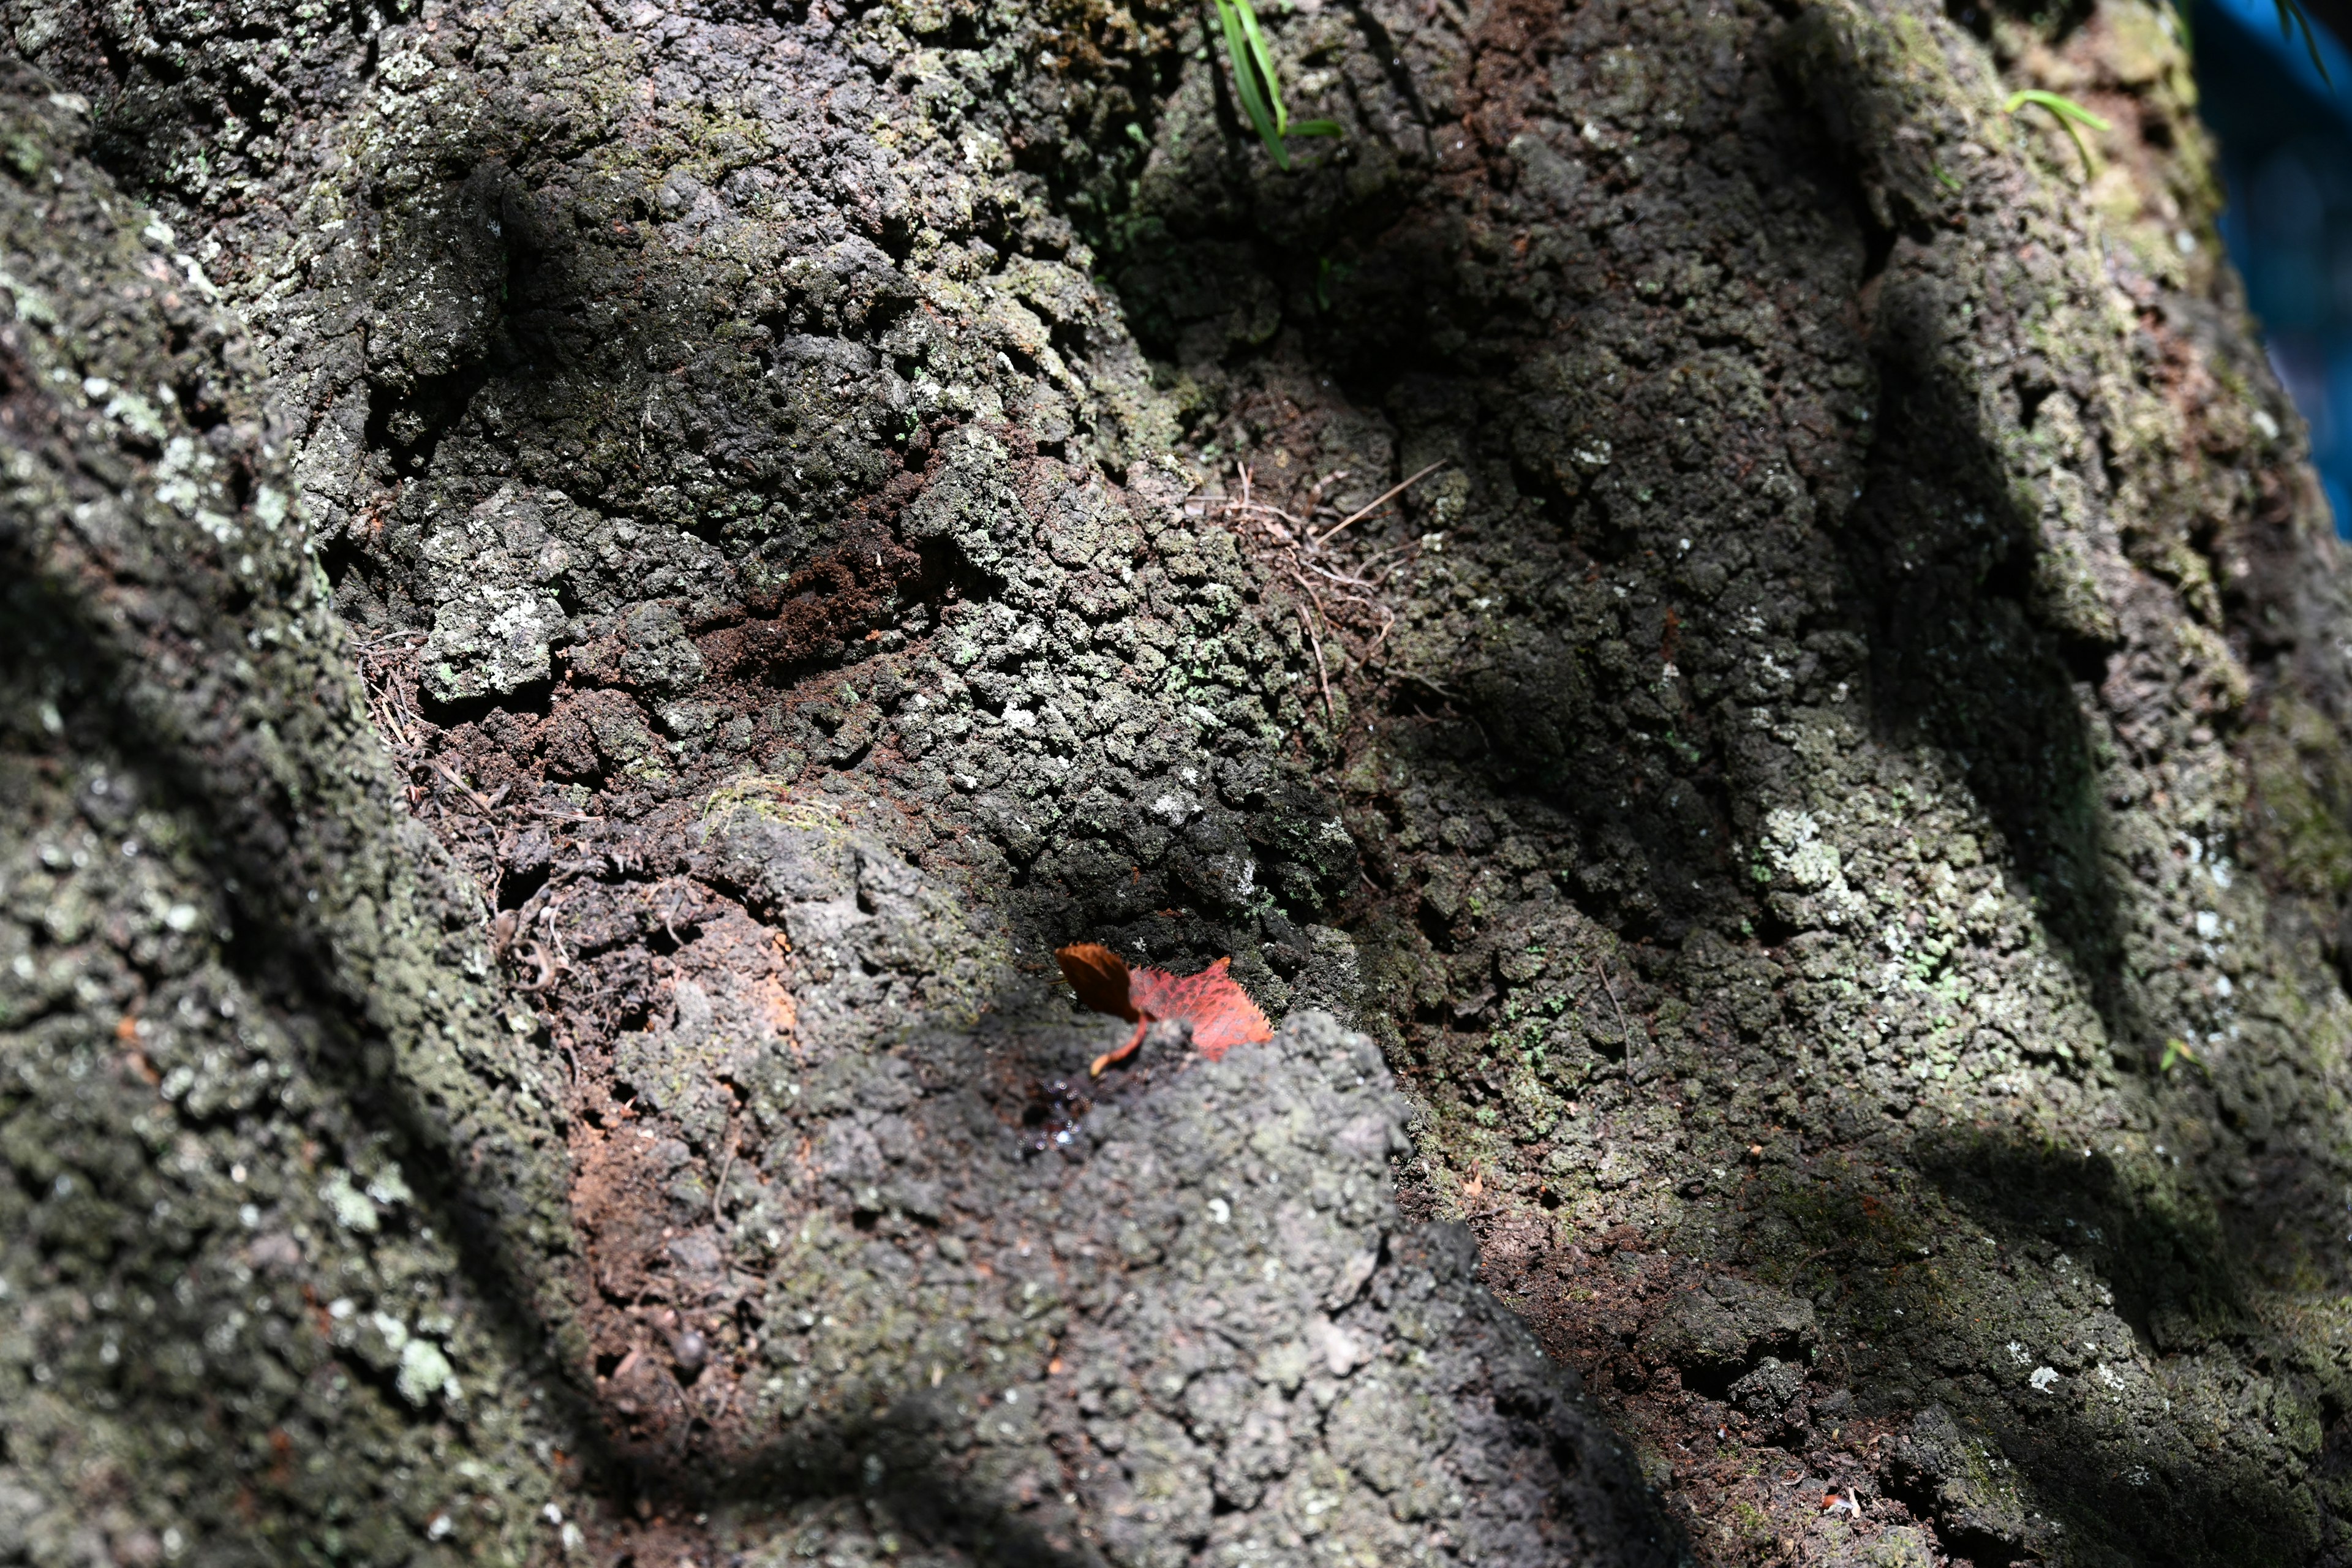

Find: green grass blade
1212;0;1289;167
2002;88;2111;132
1291;118;1343;137
1229;0;1292;137
2277;0;2332;83
2003;88;2108;178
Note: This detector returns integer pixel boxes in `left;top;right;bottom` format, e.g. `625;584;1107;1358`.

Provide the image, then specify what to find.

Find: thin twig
541;900;570;968
431;760;494;813
1313;459;1447;547
1300;468;1349;520
1305;560;1391;584
1380;665;1461;701
1294;594;1335;728
516;941;562;992
1361;606;1398;669
712;1126;739;1226
1596;958;1632;1050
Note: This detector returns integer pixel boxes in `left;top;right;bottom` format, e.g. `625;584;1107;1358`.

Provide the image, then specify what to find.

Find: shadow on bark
1741;1123;2324;1567
0;559;1102;1557
1836;265;2148;1058
0;560;608;1552
0;577;1062;1561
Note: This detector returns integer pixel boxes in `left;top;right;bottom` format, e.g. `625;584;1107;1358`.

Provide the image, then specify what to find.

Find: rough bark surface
4;0;2352;1564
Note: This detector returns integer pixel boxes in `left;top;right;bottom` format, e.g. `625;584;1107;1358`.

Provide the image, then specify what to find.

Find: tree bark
2;0;2346;1563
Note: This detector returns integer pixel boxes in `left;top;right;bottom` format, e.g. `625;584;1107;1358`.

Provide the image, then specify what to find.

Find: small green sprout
2159;1036;2203;1074
1208;0;1341;169
2003;88;2110;177
1314;254;1354;309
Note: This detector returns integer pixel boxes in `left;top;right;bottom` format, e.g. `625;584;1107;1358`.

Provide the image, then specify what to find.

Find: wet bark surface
6;0;2352;1563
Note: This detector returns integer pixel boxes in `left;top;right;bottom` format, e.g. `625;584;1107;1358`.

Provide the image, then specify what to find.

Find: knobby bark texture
2;0;2350;1562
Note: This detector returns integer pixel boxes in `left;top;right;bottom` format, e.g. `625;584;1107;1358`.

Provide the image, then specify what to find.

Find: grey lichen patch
0;734;561;1565
419;486;579;703
0;65;579;1566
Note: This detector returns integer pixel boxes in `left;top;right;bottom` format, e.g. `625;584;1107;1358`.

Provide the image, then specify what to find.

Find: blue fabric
2195;0;2352;534
2201;0;2352;111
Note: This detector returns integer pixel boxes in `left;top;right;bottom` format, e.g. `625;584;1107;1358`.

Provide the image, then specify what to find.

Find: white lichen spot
378;48;437;89
1762;810;1869;933
395;1336;458;1406
0;269;56;325
2029;1365;2060;1392
105;388;168;444
320;1170;380;1232
174;255;219;301
365;1164;413;1208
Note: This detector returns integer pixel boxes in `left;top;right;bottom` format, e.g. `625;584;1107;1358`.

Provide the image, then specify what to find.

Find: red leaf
1130;956;1274;1061
1056;946;1276;1073
1055;943;1139;1022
